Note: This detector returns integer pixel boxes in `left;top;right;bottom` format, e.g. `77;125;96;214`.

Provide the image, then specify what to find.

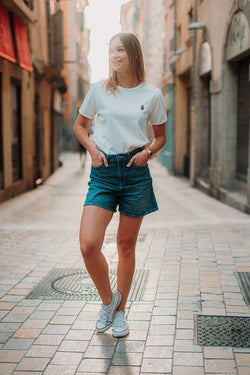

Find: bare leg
116;214;143;311
79;205;114;305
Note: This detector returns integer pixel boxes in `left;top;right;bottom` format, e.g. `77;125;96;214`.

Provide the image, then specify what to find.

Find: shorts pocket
132;163;148;169
92;162;105;169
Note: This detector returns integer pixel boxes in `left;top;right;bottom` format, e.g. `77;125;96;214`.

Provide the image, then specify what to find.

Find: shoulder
89;79;106;91
140;82;162;96
140;83;164;104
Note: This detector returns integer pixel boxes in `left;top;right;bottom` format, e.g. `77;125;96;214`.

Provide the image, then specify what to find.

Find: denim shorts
84;148;158;218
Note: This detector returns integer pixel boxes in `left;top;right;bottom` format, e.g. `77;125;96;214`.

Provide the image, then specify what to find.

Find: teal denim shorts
84;148;158;218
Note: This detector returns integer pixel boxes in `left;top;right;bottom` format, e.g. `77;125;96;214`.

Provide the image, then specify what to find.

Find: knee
80;239;98;260
117;238;135;257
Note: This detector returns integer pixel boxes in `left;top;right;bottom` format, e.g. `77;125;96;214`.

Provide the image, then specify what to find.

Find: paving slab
0;152;250;374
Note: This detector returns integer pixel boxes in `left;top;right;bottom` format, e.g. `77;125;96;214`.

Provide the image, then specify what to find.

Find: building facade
121;0;250;213
0;0;90;203
0;0;66;202
60;0;90;151
173;0;250;212
0;0;36;202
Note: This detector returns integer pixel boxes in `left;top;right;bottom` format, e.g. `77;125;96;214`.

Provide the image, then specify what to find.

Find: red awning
13;15;33;72
0;3;17;63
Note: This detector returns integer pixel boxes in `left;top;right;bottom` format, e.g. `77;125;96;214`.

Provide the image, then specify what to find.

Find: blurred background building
121;0;250;213
0;0;90;202
60;0;90;151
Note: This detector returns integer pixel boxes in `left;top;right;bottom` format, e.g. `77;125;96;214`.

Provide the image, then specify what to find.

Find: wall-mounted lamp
188;22;206;30
170;55;180;64
175;46;188;55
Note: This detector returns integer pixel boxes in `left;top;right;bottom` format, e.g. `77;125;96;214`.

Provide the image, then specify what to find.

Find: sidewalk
0;152;250;375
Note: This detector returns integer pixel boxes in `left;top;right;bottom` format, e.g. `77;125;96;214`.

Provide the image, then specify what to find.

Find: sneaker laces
114;311;126;328
99;304;112;323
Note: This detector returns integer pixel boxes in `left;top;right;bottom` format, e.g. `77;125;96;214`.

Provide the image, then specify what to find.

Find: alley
0;153;250;375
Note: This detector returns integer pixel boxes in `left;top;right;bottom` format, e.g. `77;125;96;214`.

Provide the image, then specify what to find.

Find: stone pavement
0;152;250;375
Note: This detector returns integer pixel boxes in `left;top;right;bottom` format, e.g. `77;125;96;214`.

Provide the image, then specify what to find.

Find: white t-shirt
79;80;167;154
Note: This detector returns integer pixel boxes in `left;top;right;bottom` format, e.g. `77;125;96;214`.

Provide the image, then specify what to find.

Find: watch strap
145;149;153;158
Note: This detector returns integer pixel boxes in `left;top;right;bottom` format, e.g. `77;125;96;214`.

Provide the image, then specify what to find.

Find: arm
73;114;108;167
127;123;166;167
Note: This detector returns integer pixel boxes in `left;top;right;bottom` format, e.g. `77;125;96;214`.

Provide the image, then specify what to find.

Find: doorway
236;57;249;182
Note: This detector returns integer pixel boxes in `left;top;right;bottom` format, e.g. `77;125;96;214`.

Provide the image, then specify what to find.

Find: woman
73;32;167;338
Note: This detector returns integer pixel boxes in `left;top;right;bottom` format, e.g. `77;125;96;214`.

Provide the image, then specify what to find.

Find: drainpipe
166;0;177;174
173;0;177;173
190;0;197;186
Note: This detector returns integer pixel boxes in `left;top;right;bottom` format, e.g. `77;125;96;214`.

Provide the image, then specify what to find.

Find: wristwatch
145;149;153;158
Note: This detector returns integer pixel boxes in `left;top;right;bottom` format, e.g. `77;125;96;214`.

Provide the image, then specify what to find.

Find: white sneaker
96;291;122;333
112;311;129;338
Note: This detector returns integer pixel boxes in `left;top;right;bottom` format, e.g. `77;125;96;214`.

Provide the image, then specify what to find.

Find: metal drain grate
236;272;250;305
194;315;250;347
26;268;149;301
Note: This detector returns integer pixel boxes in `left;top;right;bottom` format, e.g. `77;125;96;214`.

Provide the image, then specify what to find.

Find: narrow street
0;153;250;375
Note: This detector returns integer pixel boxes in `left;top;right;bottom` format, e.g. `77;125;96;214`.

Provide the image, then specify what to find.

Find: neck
117;73;140;88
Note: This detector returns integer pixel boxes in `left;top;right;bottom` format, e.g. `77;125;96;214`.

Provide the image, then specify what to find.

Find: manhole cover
26;268;149;301
236;272;250;305
194;315;250;347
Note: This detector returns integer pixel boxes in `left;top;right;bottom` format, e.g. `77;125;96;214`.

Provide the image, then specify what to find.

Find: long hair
104;32;146;94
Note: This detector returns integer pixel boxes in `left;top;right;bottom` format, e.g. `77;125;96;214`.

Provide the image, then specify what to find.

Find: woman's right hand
91;150;108;167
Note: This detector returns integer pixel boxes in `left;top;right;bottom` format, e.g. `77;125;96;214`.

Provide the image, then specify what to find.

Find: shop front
0;1;34;202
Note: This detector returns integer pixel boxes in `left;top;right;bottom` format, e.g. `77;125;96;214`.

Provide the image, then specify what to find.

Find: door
236;58;249;181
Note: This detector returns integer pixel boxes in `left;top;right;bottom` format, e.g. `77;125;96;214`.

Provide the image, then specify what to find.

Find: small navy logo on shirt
141;105;144;110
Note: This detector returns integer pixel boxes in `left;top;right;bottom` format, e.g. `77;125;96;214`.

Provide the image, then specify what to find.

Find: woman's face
109;37;131;74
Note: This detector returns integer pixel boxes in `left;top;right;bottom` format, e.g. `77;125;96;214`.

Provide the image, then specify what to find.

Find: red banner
13;15;33;72
0;3;17;63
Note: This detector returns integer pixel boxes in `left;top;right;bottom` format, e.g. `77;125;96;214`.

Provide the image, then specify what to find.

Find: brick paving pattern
0;153;250;374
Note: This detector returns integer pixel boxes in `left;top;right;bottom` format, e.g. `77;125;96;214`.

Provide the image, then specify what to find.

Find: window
10;78;22;183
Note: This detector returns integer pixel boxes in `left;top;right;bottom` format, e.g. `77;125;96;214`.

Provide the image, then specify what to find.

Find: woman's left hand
127;150;149;167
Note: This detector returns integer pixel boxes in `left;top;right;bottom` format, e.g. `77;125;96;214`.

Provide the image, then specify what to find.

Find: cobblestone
0;152;250;374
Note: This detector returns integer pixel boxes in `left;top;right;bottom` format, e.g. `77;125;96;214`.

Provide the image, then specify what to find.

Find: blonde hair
104;32;146;94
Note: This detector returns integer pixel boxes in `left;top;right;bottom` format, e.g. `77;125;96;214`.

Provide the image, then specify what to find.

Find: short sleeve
79;83;97;119
149;91;167;125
